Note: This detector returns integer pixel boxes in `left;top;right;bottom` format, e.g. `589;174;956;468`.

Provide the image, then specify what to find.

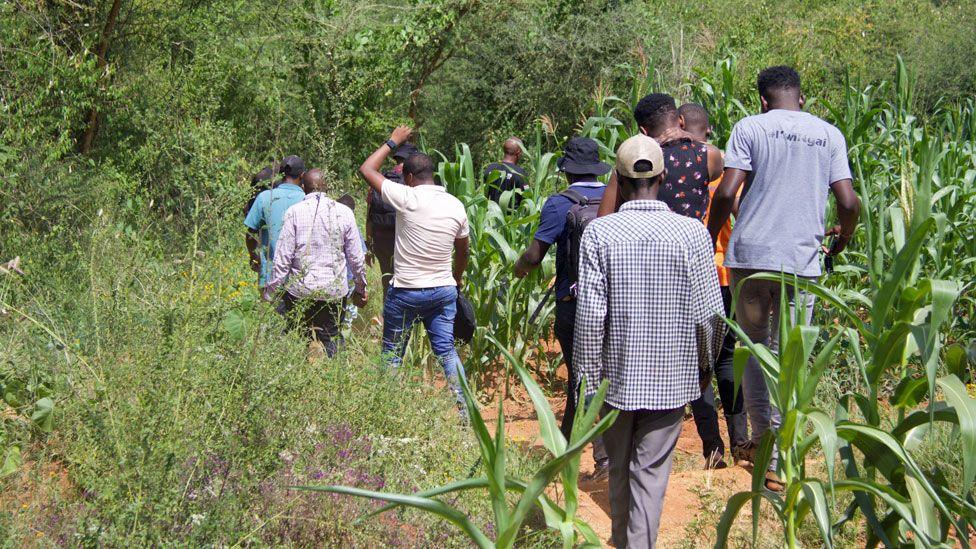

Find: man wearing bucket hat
514;136;610;476
574;134;724;548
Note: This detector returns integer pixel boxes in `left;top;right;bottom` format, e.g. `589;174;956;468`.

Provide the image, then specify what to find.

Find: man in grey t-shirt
707;66;860;491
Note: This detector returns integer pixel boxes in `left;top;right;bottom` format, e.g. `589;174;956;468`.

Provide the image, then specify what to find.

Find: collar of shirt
301;191;328;202
276;182;304;193
569;181;605;189
618;199;670;212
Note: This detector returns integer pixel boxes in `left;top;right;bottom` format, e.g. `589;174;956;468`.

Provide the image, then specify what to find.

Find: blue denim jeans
382;286;466;402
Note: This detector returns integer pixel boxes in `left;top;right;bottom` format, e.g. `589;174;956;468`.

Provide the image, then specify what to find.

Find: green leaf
806;410;838;485
935;375;976;495
800;479;833;548
494;336;566;455
293;484;493;548
0;446;22;478
31;397;54;432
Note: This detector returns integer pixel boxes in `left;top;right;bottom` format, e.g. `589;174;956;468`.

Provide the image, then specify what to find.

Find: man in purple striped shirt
267;169;368;356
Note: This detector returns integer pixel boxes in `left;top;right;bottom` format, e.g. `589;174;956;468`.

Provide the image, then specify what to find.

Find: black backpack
454;293;476;344
560;188;600;295
369;170;402;227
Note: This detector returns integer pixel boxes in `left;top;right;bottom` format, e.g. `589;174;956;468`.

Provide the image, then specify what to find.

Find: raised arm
359;126;413;195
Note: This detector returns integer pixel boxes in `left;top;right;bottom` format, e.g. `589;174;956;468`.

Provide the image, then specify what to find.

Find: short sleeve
380;179;415;211
457;209;470;239
723;121;753;172
244;192;266;230
828;127;853;185
534;196;566;245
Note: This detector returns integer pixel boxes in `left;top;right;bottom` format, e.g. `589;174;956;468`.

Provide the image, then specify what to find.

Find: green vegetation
2;0;976;546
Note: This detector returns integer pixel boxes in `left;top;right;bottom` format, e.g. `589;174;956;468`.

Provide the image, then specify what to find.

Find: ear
678;114;686;129
799;94;806;109
759;95;769;113
639;126;649;136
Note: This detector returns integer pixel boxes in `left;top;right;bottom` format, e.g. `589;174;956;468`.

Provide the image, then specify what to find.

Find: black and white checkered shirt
574;200;725;411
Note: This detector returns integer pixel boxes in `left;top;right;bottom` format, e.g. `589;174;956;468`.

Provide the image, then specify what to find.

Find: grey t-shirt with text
723;109;851;277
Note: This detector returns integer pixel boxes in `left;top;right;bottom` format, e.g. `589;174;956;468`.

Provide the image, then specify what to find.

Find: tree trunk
79;0;124;155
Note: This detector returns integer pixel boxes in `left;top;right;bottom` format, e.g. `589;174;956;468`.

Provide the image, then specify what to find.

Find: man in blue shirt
514;136;609;476
245;155;306;297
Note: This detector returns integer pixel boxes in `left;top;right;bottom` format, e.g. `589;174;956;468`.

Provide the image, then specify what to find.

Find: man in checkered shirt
574;134;725;548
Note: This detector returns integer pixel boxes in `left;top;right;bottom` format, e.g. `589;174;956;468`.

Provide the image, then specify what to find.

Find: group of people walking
243;64;860;548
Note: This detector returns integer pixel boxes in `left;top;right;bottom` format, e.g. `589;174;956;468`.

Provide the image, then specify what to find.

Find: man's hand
390;125;413;146
352;291;368;308
824;224;852;256
656;127;696;146
249;259;261;274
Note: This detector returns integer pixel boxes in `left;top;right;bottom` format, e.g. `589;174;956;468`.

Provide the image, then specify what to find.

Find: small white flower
190;513;205;526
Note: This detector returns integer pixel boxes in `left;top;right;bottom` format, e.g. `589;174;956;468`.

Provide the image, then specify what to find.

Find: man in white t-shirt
359;126;471;403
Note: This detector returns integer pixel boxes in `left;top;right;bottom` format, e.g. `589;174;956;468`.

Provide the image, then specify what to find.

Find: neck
627;188;658;202
647;123;680;140
765;96;802;112
502;155;518;164
409;179;436;187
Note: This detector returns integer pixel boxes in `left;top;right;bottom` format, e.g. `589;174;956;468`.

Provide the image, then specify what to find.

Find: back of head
403;153;435;182
757;65;801;103
302;168;327;193
677;103;710;141
503;137;523;159
336;193;355;210
615;134;665;193
279;155;306;180
634;93;679;136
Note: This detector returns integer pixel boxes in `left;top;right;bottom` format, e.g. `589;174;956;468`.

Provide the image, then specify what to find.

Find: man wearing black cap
366;143;418;301
245;155;306;296
514;136;610;476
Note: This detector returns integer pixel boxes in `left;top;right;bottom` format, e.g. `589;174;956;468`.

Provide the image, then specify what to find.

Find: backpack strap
559;188;588;205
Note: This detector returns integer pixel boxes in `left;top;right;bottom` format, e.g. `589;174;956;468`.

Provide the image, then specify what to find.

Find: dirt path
484;367;753;548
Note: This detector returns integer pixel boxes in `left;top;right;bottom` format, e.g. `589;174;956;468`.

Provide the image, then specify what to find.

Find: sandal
764;471;785;492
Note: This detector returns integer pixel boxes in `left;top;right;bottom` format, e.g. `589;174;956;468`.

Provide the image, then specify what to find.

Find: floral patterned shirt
659;140;710;221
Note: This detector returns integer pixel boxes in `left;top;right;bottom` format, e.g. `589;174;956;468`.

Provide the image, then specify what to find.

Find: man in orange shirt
678;103;747;466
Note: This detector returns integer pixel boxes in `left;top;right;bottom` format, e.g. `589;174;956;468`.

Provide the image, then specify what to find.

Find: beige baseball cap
615;134;664;179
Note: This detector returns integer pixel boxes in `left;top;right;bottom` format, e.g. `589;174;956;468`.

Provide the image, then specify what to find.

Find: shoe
731;441;757;464
764;471;785;492
590;459;610;482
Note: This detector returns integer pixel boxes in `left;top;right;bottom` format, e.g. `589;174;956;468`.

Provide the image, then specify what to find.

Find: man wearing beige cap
574;134;725;548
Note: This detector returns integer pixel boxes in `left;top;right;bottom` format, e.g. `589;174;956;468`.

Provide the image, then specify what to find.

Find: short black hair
251;166;273;186
403;153;434;180
757;66;801;98
633;93;678;132
618;173;664;190
337;193;355;210
677;103;709;127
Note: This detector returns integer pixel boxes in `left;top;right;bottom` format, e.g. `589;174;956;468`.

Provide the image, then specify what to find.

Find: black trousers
554;299;579;439
283;293;344;357
371;229;395;301
690;286;743;457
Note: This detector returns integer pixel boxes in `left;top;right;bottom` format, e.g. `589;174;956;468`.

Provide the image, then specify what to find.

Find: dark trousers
371;230;395;301
555;299;608;462
554;299;579;439
283;293;344;357
690;286;745;457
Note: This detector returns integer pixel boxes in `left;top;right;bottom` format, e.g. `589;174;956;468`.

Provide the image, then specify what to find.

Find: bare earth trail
482;364;753;548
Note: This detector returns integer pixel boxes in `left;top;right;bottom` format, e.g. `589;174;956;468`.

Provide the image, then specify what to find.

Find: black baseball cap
556;137;611;176
392;143;419;161
279;155;306;178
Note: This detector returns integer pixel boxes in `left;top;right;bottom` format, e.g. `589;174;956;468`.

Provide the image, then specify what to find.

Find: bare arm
597;171;619;217
245;231;261;273
705;144;724;182
514;239;551;278
826;179;860;255
707;168;748;247
454;237;470;287
359;125;413;195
